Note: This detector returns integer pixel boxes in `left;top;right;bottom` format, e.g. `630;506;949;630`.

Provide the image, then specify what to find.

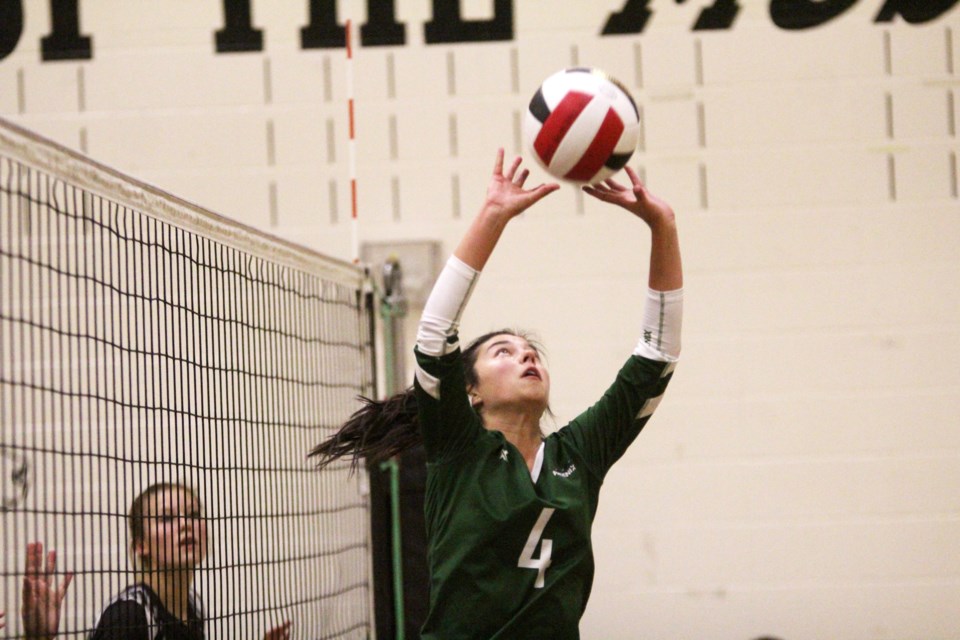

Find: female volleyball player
312;148;682;638
91;483;292;640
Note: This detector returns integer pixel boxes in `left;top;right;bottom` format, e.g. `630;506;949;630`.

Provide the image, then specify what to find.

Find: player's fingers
632;180;650;203
528;183;559;204
25;542;41;575
581;186;612;201
45;550;57;577
505;155;522;181
58;572;74;598
602;176;628;192
492;148;504;176
514;168;529;186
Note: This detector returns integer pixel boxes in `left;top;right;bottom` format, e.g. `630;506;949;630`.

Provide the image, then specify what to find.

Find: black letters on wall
601;0;654;35
424;0;513;44
692;0;741;30
602;0;741;34
770;0;857;30
1;0;958;63
361;1;405;47
216;0;264;52
0;0;24;61
300;0;343;49
875;0;959;22
41;0;92;61
299;0;406;50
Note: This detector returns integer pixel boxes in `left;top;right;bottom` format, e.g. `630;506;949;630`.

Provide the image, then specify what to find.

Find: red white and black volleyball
524;67;640;185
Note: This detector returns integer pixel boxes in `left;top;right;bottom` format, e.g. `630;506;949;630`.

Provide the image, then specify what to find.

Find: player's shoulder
92;598;150;640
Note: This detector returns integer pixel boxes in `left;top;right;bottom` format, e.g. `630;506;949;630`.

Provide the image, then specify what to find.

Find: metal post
379;257;408;639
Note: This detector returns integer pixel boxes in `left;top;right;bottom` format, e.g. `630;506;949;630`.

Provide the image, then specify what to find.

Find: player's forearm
647;217;682;292
636;214;683;362
453;206;512;271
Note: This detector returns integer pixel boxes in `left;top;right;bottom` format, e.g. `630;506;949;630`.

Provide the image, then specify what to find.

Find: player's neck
484;410;543;470
144;569;193;622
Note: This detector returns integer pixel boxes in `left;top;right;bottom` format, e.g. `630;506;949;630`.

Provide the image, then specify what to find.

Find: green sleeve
557;355;676;479
413;341;485;463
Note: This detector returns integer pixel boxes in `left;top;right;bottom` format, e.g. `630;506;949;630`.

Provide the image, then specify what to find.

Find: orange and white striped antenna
345;18;359;264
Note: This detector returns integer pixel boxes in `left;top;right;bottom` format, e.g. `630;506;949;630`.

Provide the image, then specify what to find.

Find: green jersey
414;339;676;639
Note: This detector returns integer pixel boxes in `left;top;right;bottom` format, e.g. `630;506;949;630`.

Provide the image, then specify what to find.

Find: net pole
346;18;359;265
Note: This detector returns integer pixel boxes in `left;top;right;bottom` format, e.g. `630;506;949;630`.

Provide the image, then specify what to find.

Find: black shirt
90;583;204;640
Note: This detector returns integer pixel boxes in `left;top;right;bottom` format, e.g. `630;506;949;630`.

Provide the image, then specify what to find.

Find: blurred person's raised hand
22;542;73;640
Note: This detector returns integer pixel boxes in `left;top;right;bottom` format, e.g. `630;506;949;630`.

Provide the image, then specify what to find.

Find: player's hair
129;482;200;569
309;329;542;469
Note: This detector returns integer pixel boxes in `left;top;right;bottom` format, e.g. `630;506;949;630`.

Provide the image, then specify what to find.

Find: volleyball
523;67;641;185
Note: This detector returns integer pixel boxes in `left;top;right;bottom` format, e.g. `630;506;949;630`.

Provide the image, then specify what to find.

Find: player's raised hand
263;620;292;640
455;148;560;271
22;542;73;640
583;166;675;230
482;148;559;220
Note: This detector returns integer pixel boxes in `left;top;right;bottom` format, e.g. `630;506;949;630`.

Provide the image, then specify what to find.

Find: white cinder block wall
2;1;958;638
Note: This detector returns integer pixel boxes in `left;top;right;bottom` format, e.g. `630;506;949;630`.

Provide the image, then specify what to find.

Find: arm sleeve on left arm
633;288;683;362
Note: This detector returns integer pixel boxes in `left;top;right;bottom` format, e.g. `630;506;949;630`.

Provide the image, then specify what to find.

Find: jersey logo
499;448;509;462
552;464;576;478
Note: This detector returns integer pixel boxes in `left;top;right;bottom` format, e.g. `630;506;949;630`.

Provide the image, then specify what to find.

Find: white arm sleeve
416;255;480;357
633;288;683;362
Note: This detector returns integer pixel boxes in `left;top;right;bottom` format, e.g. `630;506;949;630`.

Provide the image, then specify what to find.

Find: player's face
469;334;550;414
138;487;208;571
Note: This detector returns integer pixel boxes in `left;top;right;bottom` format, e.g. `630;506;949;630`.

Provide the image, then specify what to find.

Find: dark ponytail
308;389;420;470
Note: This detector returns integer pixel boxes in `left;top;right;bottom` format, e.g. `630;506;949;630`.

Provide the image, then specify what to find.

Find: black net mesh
1;121;374;639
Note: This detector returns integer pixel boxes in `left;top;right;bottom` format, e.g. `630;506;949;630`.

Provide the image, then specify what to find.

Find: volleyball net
0;118;375;638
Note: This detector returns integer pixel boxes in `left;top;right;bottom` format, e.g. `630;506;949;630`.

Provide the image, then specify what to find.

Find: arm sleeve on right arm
414;256;485;461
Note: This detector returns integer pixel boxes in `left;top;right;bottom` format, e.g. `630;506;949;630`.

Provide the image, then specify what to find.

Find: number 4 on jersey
518;507;555;588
